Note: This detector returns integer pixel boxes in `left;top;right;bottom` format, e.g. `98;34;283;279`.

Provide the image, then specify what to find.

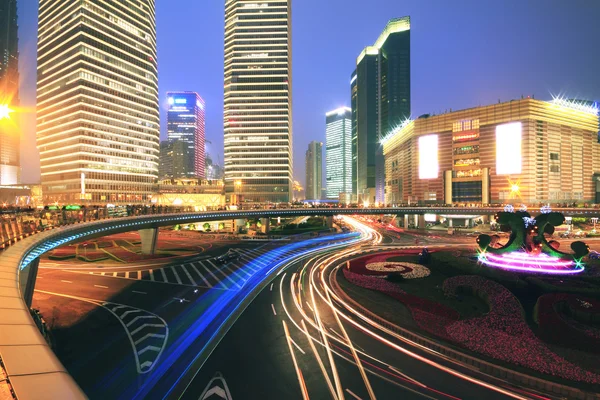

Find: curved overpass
0;206;597;398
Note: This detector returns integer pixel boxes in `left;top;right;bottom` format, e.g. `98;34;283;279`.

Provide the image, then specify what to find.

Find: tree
203;223;211;232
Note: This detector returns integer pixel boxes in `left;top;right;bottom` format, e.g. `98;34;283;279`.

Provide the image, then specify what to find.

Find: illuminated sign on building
174;98;187;104
418;134;438;179
452;132;479;142
496;122;522;175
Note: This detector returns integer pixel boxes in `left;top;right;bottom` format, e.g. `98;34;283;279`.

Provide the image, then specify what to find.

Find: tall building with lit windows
305;141;322;201
326;107;352;200
0;0;20;184
224;0;293;203
382;98;600;205
36;0;159;204
167;91;206;178
353;16;410;204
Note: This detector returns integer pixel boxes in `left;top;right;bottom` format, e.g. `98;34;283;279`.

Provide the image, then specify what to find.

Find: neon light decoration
418;134;438;179
477;210;588;274
496;122;522;175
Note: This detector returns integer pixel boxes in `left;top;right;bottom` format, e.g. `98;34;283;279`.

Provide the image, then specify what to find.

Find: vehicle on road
588;250;600;260
215;250;240;264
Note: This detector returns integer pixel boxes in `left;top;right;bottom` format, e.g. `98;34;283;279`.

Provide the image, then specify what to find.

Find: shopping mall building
382;98;600;205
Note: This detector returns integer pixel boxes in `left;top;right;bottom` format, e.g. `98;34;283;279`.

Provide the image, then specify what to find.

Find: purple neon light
479;251;584;274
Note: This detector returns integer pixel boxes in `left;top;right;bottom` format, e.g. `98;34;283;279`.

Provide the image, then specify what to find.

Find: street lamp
0;104;13;120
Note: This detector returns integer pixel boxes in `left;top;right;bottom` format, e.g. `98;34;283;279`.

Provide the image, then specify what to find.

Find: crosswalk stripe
198;261;227;289
160;268;167;282
181;264;197;286
171;266;183;285
149;269;155;281
207;259;241;289
222;264;247;281
189;263;211;288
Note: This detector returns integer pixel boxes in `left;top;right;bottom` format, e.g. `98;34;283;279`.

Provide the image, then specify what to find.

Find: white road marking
198;260;227;289
173;297;190;303
171;266;183;285
289;337;305;355
345;388;363;400
94;285;108;289
270;283;274;291
60;280;72;283
132;290;147;295
189;263;211;287
271;303;277;316
160;268;167;282
207;260;242;289
181;264;197;286
127;315;155;327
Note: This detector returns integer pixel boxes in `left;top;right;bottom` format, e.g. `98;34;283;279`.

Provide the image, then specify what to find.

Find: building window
550;165;560;173
452;181;482;203
550;153;559;161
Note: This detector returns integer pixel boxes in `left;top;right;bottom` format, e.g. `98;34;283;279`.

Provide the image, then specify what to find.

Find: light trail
283;320;310;400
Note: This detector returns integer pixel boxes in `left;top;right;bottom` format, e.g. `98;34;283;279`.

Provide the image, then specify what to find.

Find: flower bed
348;250;423;276
443;276;600;384
535;293;600;351
365;262;431;279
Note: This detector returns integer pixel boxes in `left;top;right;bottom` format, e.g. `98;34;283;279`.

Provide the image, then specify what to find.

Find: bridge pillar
260;218;270;234
21;257;40;308
325;216;334;229
403;214;409;228
235;219;246;233
139;228;159;255
417;214;426;229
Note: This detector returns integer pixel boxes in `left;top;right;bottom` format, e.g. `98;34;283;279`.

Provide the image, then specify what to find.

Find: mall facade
382;98;600;205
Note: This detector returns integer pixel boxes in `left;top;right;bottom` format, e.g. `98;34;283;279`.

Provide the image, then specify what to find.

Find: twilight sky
16;0;600;185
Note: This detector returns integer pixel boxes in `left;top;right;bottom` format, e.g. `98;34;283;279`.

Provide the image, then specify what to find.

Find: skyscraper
326;107;352;200
0;0;20;184
36;0;159;204
305;141;322;201
167;91;206;178
353;17;411;204
224;0;293;203
159;140;186;179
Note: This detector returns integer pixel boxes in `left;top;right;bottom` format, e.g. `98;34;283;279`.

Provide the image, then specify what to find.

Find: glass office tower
353;17;411;204
305;141;322;201
0;0;20;184
224;0;293;203
36;0;159;204
326;107;352;200
167;91;206;178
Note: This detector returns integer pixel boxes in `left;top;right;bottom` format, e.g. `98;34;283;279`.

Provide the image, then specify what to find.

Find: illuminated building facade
353;17;411;204
305;141;322;201
36;0;159;204
224;0;293;203
326;107;352;199
158;140;186;178
0;0;20;184
167;91;205;178
383;98;600;205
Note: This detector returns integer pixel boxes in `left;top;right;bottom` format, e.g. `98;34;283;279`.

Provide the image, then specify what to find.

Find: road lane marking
189;263;211;288
159;268;167;282
199;261;228;289
181;264;198;286
94;285;108;289
173;297;189;303
207;260;242;289
171;266;183;285
271;303;277;316
270;283;274;291
345;389;363;400
60;280;72;283
132;290;147;295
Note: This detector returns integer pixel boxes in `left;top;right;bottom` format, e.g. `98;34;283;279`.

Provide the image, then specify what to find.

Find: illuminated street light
511;184;519;193
0;104;13;120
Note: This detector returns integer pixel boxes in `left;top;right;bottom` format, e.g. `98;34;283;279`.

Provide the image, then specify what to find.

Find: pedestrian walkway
86;248;272;290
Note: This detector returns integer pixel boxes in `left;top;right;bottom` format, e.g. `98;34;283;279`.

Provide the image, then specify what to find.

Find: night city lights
0;1;599;400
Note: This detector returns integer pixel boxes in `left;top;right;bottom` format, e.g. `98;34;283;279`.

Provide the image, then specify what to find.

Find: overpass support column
482;168;490;205
445;170;453;205
417;214;426;229
325;216;334;229
403;214;409;228
235;219;246;233
260;218;270;234
139;228;159;256
21;257;40;307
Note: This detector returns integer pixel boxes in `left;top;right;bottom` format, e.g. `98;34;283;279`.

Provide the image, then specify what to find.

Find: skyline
14;0;600;185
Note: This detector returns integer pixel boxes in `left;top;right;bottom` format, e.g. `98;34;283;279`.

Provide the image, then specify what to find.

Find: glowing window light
418;134;438;179
496;122;522;175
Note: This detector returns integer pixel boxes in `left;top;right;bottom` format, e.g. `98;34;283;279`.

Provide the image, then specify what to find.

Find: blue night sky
16;0;600;185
